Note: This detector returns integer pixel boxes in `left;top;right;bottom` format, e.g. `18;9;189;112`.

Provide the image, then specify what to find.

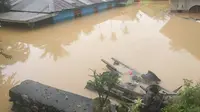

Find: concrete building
170;0;200;12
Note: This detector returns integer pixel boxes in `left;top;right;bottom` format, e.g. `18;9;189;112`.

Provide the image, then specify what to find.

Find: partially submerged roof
9;0;115;13
0;11;53;23
11;0;75;13
0;0;115;24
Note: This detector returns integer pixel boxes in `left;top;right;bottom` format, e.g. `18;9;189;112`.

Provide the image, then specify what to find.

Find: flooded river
1;1;200;111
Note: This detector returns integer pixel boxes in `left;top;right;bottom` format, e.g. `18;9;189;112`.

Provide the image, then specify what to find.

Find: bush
116;98;142;112
162;79;200;112
88;71;120;111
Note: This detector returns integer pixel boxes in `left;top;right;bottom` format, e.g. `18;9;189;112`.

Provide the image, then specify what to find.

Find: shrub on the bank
88;71;120;111
162;79;200;112
116;98;142;112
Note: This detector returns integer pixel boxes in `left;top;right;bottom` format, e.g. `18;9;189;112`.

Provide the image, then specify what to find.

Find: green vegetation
116;98;142;112
88;70;144;112
116;79;200;112
88;69;200;112
162;79;200;112
88;71;120;112
130;98;143;112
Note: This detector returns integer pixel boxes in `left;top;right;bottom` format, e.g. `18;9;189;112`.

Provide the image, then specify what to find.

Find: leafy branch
88;71;120;108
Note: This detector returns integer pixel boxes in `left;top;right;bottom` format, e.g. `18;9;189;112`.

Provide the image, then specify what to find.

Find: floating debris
86;58;180;104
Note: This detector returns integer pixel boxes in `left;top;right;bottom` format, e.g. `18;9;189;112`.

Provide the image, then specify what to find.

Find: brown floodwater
1;1;200;111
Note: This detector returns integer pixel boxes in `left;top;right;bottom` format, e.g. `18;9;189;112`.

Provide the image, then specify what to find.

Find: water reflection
97;24;105;42
123;25;129;34
139;1;169;21
1;7;139;61
35;38;69;61
160;16;200;60
100;33;105;41
1;2;200;112
40;44;68;61
0;40;30;66
0;72;19;112
111;32;117;41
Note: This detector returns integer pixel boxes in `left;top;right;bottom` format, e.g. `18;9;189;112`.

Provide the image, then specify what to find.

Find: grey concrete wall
187;0;200;11
170;0;200;11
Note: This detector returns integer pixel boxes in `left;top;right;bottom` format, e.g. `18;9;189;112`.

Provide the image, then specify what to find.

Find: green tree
162;79;200;112
131;98;143;112
116;98;142;112
88;71;120;111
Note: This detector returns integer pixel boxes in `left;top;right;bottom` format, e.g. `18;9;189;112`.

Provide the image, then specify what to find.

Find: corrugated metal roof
106;0;115;2
0;0;116;24
53;0;75;11
9;0;114;13
70;0;86;7
11;0;51;12
78;0;93;5
88;0;104;4
0;12;51;23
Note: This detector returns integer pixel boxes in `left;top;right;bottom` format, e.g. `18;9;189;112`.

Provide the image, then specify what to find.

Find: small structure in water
170;0;200;12
86;59;182;112
86;58;180;104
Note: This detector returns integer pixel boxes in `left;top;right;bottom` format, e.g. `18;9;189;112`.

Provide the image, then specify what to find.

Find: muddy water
1;1;200;111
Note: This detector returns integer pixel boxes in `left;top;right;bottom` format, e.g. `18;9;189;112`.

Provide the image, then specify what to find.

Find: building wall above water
170;0;200;12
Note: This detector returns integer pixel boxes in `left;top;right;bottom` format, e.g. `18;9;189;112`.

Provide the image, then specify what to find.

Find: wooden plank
88;74;143;97
111;57;135;71
111;57;142;76
173;85;182;93
85;82;140;103
101;59;123;75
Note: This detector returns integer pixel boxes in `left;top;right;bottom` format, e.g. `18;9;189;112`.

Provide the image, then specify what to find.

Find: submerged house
0;0;118;27
117;0;134;6
170;0;200;12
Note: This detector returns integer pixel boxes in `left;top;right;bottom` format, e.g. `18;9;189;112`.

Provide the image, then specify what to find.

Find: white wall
187;0;200;11
170;0;200;11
